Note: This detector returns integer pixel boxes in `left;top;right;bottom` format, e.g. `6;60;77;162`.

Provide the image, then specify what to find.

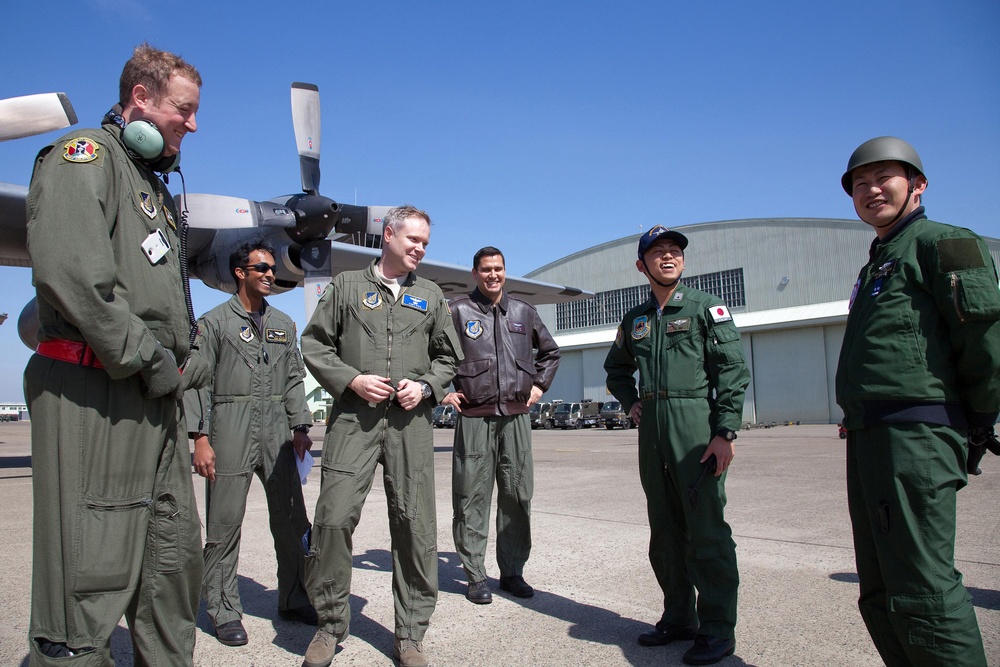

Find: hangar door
748;327;832;424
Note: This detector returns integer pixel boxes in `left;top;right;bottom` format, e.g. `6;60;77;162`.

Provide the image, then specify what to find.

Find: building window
556;268;745;331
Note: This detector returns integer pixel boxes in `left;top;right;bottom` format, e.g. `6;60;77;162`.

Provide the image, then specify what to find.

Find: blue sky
1;0;998;400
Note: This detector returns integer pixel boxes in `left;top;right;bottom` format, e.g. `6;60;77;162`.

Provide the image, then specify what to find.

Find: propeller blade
0;93;77;142
178;194;297;229
291;82;321;195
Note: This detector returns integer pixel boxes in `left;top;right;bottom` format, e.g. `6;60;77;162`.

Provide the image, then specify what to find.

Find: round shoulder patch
62;137;100;163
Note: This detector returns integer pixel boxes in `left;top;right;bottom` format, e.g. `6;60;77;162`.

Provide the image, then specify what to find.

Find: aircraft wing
325;243;591;305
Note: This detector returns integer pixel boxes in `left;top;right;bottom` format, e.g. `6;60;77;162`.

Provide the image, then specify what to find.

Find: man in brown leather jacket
443;246;560;604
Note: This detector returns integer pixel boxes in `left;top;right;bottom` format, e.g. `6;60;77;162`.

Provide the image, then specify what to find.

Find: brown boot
393;637;429;667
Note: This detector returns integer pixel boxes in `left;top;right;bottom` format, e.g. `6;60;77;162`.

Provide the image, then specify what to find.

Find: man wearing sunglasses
185;239;316;646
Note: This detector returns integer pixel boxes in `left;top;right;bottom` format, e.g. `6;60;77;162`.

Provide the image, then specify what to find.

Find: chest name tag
362;291;382;310
239;326;254;343
509;321;526;334
631;315;650;340
265;328;288;343
870;260;897;297
709;304;733;324
667;317;691;333
402;294;428;312
465;320;484;339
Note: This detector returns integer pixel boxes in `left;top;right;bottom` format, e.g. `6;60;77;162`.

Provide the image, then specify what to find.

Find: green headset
105;105;180;173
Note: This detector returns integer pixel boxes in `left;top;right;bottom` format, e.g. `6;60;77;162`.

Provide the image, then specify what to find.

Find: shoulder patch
614;325;624;348
62;137;99;163
708;304;733;324
937;238;986;272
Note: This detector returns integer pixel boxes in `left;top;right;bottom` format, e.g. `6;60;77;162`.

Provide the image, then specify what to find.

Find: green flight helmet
841;136;925;195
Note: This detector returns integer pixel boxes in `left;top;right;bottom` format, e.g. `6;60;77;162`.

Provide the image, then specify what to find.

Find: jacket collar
471;287;507;314
226;292;268;321
364;259;416;289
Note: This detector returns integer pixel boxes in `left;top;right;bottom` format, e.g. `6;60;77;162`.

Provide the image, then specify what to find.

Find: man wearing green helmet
837;136;1000;666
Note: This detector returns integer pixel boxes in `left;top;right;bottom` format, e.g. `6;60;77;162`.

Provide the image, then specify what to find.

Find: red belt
36;339;105;369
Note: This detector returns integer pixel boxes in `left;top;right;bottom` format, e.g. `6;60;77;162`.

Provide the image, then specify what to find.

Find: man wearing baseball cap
837;137;1000;666
604;226;750;665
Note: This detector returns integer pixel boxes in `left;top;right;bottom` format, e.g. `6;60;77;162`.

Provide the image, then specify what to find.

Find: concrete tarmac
0;420;996;666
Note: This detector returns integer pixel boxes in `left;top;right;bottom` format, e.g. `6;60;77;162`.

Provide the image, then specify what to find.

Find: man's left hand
395;378;423;411
527;385;544;407
292;430;312;461
702;436;735;477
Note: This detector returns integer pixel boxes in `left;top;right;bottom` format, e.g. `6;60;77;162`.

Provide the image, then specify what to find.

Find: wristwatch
292;424;310;434
419;381;433;400
717;429;737;442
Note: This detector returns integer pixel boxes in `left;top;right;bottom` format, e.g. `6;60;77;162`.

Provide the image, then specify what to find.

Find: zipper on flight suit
950;273;966;323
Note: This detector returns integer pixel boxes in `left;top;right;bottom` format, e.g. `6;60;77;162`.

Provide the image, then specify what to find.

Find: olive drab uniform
604;287;749;641
184;294;313;627
24;123;203;665
837;209;1000;667
301;261;462;643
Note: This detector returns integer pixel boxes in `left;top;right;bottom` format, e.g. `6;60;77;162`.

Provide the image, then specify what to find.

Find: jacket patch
631;315;650;340
163;206;175;230
265;328;288;343
614;325;624;348
666;317;691;333
402;294;428;312
672;291;685;302
709;305;732;323
937;238;986;272
509;321;526;334
62;137;99;163
239;326;254;342
139;191;157;219
870;260;896;297
362;291;382;309
465;320;484;339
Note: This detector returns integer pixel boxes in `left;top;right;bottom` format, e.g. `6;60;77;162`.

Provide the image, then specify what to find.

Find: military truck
600;400;633;429
433;404;457;428
529;401;556;429
552;400;601;429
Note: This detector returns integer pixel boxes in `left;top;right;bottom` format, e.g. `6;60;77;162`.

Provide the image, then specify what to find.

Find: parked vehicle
529;401;555;429
552;400;601;429
600;400;632;430
579;399;601;428
433;404;457;428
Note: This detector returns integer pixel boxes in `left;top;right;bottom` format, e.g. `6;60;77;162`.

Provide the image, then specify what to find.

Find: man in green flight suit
24;44;206;665
185;239;316;647
837;136;1000;667
604;226;749;666
300;205;462;667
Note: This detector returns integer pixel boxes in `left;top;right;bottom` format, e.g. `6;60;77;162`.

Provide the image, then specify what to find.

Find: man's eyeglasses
244;263;277;274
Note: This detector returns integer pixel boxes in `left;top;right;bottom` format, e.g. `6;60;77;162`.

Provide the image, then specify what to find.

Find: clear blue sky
1;0;998;400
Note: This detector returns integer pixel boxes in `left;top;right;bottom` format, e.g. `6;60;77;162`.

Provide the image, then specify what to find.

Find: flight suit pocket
76;497;151;593
948;267;1000;321
152;493;182;573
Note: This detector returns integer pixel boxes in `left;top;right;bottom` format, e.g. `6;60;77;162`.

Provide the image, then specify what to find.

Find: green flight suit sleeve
419;295;463;401
704;310;750;433
301;278;360;399
182;312;221;434
27;141;178;386
283;324;312;428
604;324;640;414
925;231;1000;425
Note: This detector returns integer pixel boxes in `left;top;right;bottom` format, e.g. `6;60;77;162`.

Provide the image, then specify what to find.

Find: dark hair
473;246;505;270
119;43;202;107
230;239;277;284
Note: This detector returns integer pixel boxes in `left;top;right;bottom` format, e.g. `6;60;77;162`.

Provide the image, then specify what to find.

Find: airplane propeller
0;92;77;142
180;82;382;246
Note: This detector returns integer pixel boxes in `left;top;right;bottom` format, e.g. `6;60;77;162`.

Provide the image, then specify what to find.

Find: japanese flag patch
709;304;733;324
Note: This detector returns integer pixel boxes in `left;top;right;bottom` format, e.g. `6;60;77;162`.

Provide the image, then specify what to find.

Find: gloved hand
139;343;183;399
966;426;1000;475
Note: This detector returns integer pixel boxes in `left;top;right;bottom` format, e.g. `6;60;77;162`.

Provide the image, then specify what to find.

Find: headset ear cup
122;120;164;160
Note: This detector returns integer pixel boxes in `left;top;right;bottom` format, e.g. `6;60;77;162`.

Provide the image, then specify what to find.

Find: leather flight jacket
450;288;560;417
